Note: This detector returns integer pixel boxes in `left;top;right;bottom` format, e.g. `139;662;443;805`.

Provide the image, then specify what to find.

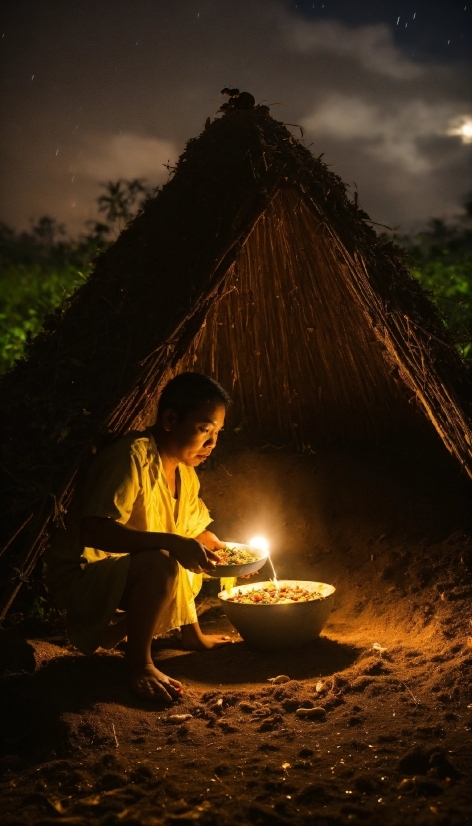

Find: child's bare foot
127;662;183;702
181;622;232;650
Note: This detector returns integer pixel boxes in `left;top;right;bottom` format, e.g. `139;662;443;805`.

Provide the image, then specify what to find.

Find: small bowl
218;579;335;650
206;542;269;578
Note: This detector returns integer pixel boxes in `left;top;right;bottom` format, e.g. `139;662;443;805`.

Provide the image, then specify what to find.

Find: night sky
1;0;471;235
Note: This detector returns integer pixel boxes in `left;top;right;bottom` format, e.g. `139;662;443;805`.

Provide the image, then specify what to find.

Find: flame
249;536;270;553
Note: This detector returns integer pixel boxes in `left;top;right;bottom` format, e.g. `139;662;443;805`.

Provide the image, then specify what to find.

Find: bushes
410;259;471;359
0;179;157;373
0;216;104;373
0;263;88;373
387;210;472;361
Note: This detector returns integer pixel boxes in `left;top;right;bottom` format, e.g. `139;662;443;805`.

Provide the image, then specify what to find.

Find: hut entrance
180;189;416;447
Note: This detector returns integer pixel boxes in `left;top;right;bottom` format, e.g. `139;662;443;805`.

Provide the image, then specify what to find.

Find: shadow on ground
151;609;360;685
155;634;360;685
0;654;130;759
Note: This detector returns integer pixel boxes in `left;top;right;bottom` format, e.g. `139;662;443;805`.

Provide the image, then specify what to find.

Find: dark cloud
0;0;470;234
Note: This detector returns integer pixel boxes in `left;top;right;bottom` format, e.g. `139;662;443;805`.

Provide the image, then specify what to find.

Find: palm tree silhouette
97;179;151;233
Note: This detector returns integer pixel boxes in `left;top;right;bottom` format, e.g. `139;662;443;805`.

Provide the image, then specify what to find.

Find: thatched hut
1;106;471;621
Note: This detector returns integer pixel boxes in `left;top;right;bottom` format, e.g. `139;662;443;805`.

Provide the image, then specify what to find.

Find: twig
402;682;419;705
0;514;33;559
222;465;232;477
112;723;119;748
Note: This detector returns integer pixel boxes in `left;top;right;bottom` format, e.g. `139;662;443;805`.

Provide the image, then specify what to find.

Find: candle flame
249;536;269;552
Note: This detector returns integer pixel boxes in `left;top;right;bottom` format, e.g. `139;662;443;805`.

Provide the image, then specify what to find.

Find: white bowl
206;542;269;578
218;579;335;650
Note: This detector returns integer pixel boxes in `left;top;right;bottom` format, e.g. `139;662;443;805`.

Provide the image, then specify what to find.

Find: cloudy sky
0;0;471;235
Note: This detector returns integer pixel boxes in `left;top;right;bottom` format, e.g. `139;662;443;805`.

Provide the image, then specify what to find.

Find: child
44;372;231;702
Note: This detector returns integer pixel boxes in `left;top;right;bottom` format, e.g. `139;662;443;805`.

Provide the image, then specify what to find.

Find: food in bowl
219;579;336;650
226;582;325;604
215;545;259;566
206;542;269;578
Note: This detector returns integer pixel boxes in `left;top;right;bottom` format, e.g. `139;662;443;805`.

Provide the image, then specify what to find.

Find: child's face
161;401;226;466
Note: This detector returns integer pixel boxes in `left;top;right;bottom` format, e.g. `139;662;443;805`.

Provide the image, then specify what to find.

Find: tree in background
0;185;470;374
97;178;153;234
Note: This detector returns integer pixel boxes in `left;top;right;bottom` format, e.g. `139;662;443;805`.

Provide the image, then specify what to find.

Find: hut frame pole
0;467;79;624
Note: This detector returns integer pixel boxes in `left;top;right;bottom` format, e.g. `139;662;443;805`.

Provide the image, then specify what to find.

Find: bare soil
1;434;471;826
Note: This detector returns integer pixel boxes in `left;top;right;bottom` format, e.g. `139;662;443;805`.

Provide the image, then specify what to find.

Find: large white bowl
218;579;335;651
206;542;269;578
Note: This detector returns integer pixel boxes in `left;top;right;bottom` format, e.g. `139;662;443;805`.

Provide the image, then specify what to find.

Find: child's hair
157;372;231;421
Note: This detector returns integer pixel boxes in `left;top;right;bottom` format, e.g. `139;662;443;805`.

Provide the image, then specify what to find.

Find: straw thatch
1;107;471;620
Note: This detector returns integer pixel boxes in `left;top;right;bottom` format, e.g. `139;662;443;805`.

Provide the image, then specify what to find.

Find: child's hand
167;535;219;573
195;530;226;552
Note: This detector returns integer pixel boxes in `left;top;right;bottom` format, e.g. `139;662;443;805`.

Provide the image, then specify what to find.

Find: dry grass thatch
1;107;471;620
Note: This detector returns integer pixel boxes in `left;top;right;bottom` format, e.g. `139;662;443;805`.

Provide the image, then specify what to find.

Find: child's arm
81;516;219;572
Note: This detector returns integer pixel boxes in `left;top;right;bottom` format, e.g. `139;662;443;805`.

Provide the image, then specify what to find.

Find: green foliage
410;259;471;358
0;178;156;374
0;208;115;372
0;262;88;373
399;211;472;360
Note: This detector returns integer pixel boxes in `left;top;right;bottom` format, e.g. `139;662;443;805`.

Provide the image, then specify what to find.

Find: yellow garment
44;429;211;654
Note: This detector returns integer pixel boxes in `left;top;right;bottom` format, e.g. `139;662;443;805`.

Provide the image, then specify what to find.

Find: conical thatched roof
1;107;471;620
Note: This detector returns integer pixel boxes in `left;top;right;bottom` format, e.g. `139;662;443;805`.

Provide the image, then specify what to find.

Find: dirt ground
0;432;471;826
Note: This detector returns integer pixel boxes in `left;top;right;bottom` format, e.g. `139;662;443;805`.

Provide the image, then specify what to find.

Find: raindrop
55;149;59;156
413;12;416;18
405;22;408;27
397;16;400;25
31;74;34;80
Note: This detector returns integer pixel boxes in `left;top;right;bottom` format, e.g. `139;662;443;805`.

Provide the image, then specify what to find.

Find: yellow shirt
44;429;211;654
